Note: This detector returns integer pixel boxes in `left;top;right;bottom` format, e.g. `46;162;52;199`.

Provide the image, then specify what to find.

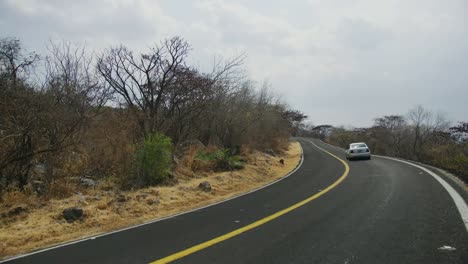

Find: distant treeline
301;107;468;182
0;37;306;194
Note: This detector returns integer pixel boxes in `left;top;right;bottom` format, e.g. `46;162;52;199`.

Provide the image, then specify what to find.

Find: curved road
4;139;468;263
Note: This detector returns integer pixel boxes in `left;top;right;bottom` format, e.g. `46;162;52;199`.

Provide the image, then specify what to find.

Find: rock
136;194;149;201
438;245;456;251
32;180;47;195
77;193;87;204
265;149;277;156
116;194;129;203
62;207;84;223
215;176;223;181
149;189;159;196
198;181;212;192
79;177;97;188
33;164;47;175
178;186;190;191
147;198;160;205
9;206;28;216
1;206;28;218
279;159;285;165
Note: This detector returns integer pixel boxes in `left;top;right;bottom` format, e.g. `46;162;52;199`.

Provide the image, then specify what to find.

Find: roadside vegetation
0;142;301;258
0;36;306;257
303;106;468;183
0;36;306;193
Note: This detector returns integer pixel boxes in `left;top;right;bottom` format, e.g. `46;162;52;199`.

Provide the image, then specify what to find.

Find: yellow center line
150;141;349;264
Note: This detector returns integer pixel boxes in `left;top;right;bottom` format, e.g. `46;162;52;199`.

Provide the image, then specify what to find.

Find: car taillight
365;148;369;152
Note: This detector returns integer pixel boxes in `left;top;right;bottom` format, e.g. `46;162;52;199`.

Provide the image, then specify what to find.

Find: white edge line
315;138;468;232
1;141;305;263
376;155;468;232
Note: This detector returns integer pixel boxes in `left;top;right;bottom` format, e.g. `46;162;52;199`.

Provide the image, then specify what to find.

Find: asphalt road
4;138;468;264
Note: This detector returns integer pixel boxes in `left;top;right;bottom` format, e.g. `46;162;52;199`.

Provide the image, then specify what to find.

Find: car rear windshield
351;144;367;148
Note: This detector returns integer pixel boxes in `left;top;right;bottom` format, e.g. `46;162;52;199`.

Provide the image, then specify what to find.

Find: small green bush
135;132;173;186
196;148;245;171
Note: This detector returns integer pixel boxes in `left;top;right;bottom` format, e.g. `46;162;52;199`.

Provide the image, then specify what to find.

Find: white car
346;142;371;160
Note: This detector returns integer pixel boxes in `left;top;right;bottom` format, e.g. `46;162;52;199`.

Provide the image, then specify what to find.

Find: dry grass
0;141;301;259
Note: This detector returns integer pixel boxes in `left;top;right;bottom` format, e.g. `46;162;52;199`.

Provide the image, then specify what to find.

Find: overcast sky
1;0;467;127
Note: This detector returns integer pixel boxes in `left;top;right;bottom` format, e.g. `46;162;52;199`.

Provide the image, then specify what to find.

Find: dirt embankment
0;141;301;259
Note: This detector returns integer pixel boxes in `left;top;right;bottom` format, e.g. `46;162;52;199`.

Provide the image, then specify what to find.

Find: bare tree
373;115;407;156
407;105;449;160
0;39;110;191
97;37;191;135
38;40;110;181
407;105;430;159
281;109;308;136
0;38;41;190
44;40;110;108
0;37;39;87
309;125;333;140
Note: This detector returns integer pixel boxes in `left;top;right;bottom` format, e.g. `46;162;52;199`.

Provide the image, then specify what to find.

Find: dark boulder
32;180;47;195
62;207;84;223
80;177;97;188
1;206;28;218
265;149;277;156
198;181;212;192
136;194;149;201
146;198;160;206
116;194;129;203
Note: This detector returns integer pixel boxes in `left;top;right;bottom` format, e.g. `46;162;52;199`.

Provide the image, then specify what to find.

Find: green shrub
135;132;173;186
196;148;245;171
